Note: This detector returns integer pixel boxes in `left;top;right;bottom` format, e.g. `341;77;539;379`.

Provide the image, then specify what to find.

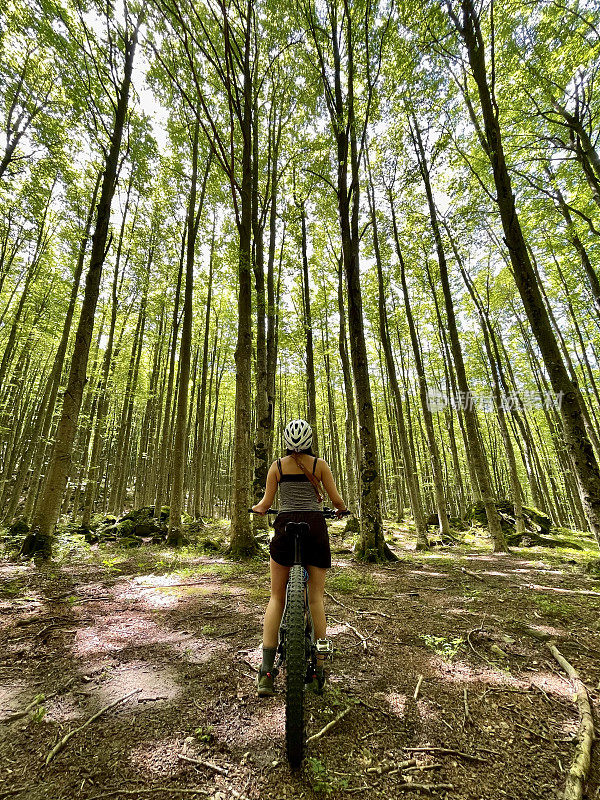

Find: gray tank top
277;458;322;512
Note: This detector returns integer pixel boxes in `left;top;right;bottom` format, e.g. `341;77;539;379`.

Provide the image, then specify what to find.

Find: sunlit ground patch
0;563;30;579
114;578;226;609
0;681;26;720
94;661;180;708
43;694;86;723
432;659;517;685
415;697;445;723
178;636;229;664
129;737;186;777
0;594;44;617
406;569;447;578
214;699;285;748
73;614;179;657
460;554;511;563
327;622;347;637
382;690;406;717
525;670;576;700
129;739;197;776
509;567;564;577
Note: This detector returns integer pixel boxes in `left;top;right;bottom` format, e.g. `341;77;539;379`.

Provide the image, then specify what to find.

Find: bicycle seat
285;521;310;537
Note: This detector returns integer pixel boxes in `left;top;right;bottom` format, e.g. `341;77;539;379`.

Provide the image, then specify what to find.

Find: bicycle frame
275;521;314;673
249;507;340;767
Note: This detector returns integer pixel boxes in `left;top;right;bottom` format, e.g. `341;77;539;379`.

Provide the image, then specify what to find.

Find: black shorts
269;511;332;568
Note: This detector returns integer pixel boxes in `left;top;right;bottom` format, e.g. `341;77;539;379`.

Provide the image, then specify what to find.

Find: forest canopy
1;0;600;560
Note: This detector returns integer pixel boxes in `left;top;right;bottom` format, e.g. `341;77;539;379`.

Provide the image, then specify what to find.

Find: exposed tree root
46;689;141;764
306;705;352;743
405;746;487;763
19;528;52;559
547;643;595;800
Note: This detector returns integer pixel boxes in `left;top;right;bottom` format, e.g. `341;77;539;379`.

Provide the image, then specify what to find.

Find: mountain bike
250;507;343;768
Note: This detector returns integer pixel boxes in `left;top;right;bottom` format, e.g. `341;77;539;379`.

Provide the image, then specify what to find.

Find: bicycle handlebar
249;508;350;519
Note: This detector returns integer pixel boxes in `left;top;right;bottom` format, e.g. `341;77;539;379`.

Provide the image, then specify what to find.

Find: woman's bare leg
307;565;327;665
263;558;290;649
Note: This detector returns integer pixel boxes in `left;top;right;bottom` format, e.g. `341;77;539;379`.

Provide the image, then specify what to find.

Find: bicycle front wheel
285;563;306;769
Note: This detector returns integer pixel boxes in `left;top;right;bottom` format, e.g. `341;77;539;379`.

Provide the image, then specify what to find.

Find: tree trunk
228;2;257;557
22;25;139;557
168;121;210;546
192;219;214;520
299;200;318;450
337;258;358;514
453;0;600;544
387;188;451;539
411;114;507;552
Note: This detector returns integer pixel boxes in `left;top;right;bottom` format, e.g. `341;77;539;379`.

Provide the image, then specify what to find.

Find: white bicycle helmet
283;419;313;452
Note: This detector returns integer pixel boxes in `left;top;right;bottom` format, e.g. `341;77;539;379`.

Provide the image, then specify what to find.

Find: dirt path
1;522;599;799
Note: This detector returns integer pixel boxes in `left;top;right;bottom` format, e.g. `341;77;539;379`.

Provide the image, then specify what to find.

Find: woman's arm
319;461;347;512
252;461;279;514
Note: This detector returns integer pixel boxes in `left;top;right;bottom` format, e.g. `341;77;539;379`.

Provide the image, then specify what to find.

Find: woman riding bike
252;419;348;697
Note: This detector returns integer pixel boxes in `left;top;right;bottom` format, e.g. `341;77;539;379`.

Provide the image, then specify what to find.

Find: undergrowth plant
306;757;348;795
420;634;464;660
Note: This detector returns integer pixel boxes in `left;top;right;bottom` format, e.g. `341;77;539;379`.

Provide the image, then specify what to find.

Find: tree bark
168;121;210;546
228;0;257;557
22;23;139;557
452;0;600;544
387;187;451;539
411;114;507;552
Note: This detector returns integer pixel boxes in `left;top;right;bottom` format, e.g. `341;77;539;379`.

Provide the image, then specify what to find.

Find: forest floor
1;521;600;800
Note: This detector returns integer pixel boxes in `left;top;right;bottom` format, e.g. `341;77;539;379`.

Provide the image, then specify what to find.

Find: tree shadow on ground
0;522;599;799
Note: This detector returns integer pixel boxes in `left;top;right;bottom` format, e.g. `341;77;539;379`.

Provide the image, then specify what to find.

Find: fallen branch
177;754;228;775
466;628;496;668
414;675;424;701
0;788;28;799
355;595;391;601
512;720;554;743
360;727;386;740
357;698;396;718
325;590;354;610
547;643;595;800
366;759;416;774
404;763;443;773
516;584;600;598
139;581;211;589
405;585;447;592
394;784;454;793
337;619;369;652
2;695;45;724
405;746;487;763
463;687;470;724
307;706;352;743
89;790;210;799
45;689;141;764
2;677;76;724
325;590;391;619
461;567;486;581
